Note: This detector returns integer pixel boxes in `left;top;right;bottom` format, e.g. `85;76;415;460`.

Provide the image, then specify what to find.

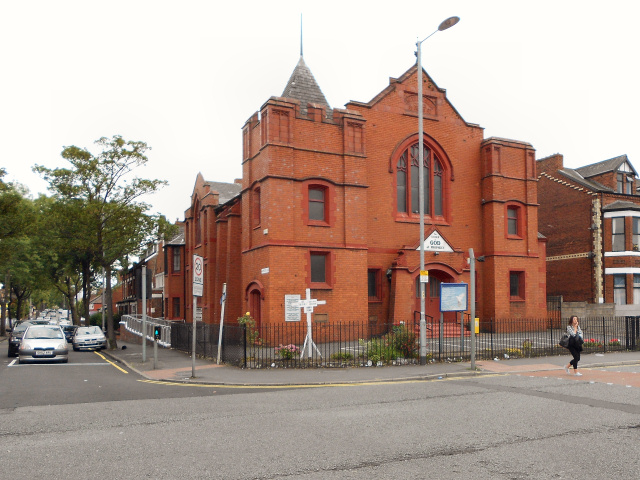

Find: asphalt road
0;349;277;408
1;350;638;479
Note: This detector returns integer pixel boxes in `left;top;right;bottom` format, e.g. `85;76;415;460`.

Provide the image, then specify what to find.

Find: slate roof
165;226;185;246
602;200;640;212
281;56;330;115
205;181;242;205
574;154;635;179
556;168;613;192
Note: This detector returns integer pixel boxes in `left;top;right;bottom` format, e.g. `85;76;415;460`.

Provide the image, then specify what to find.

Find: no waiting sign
193;255;204;297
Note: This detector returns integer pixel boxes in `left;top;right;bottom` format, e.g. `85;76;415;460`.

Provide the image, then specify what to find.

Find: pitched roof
602;200;640;212
165;225;185;246
281;56;330;115
556;168;613;192
204;181;242;205
574;154;635;179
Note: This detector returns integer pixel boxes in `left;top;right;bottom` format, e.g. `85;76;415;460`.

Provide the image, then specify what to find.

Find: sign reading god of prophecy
418;230;454;252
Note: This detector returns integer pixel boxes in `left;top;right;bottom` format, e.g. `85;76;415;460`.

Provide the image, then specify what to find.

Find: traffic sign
193;255;204;297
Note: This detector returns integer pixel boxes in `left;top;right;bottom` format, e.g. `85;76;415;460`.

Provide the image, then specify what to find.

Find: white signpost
192;255;203;378
293;289;326;359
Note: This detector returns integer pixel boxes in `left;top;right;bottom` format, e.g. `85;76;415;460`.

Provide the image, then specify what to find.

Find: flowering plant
583;338;602;348
275;344;300;360
608;338;621;346
237;312;260;344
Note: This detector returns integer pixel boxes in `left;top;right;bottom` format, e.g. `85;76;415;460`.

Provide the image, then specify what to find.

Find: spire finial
300;13;303;57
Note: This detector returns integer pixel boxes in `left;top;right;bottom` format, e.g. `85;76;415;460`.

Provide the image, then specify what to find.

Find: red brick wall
537;166;595;302
171;65;548;327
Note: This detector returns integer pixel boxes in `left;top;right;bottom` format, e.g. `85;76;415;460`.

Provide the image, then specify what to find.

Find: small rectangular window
309;188;325;221
617;173;624;193
509;271;525;300
507;207;518;236
612;217;625;252
172;249;181;273
634;274;640;304
614;274;626;305
252;188;261;227
368;269;381;300
310;253;327;283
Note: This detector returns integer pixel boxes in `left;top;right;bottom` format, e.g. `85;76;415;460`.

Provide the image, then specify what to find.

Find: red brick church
164;53;547;331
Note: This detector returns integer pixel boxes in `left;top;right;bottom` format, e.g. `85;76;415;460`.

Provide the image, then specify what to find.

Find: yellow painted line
137;374;479;389
94;351;129;374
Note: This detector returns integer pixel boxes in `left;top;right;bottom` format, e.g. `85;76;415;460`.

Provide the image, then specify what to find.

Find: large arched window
396;142;444;218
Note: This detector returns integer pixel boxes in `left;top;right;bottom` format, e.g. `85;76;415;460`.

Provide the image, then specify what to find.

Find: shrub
331;351;354;361
583;338;602;348
359;324;419;364
275;344;300;360
237;312;260;345
505;348;523;357
608;338;621;346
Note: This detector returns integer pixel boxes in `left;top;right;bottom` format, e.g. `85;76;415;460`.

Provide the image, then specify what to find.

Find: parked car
18;325;68;364
72;326;107;351
7;321;33;357
61;324;78;343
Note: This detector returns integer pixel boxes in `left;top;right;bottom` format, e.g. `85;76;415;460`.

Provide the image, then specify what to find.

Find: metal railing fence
122;315;173;347
123;315;640;368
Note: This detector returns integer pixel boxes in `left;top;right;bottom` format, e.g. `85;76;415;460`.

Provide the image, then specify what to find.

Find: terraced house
538;154;640;316
166;53;548;334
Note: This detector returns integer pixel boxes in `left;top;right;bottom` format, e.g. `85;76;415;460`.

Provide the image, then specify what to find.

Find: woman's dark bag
559;334;570;348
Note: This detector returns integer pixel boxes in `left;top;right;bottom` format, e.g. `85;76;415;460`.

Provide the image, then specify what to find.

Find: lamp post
417;16;459;365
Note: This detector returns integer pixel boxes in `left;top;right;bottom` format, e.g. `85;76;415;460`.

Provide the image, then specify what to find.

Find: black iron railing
167;316;640;368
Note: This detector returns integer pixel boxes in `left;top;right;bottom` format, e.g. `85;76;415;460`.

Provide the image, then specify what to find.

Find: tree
34;195;97;325
0;172;34;333
34;135;168;348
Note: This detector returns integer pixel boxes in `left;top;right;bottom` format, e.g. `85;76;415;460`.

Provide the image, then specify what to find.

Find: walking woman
564;315;584;376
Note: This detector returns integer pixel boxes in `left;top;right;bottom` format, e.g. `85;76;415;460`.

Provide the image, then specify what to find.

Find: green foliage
330;351;354;361
33;135;170;346
89;312;120;330
237;312;260;344
359;323;419;364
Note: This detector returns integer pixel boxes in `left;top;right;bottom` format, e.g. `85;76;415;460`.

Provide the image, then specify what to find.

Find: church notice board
440;283;468;312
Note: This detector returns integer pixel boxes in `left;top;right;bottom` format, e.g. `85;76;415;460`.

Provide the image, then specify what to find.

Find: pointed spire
281;56;330;115
280;15;331;117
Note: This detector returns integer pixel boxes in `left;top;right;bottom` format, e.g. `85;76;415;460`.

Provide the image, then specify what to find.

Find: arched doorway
414;269;457;323
246;283;263;329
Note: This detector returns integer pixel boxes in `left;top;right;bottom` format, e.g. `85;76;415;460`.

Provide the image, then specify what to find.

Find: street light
417;16;459;365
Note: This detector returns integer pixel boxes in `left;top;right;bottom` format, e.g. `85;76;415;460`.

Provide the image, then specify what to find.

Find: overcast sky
3;0;639;223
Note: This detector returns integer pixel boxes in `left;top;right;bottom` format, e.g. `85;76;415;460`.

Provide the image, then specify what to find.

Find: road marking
8;362;112;367
93;351;129;374
136;374;477;389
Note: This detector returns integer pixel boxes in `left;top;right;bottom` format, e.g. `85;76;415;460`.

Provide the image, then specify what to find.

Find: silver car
18;325;69;364
72;326;107;351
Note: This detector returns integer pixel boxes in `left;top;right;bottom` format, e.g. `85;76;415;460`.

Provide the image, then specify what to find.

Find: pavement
3;334;638;386
94;339;640;386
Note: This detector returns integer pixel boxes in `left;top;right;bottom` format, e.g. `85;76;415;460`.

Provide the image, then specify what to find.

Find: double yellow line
94;351;129;374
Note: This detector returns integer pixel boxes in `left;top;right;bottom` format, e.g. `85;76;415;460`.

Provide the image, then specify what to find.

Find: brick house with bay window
538;153;640;315
170;54;547;333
